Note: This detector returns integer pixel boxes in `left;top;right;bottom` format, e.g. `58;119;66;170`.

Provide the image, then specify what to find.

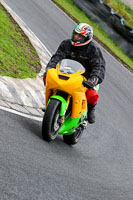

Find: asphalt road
1;0;133;199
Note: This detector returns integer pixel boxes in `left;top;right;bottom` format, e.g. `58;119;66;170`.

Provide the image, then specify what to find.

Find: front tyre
42;99;61;142
63;127;83;145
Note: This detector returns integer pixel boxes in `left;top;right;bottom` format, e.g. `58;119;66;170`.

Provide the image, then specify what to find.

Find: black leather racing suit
46;39;106;84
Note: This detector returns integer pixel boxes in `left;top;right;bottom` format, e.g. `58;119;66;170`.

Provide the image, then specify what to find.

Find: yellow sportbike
42;59;92;145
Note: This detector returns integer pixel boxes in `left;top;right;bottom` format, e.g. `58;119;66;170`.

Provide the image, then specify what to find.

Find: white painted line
0;105;43;121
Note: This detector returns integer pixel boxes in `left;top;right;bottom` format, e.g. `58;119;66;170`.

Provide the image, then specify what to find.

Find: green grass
53;0;133;70
103;0;133;27
0;4;41;78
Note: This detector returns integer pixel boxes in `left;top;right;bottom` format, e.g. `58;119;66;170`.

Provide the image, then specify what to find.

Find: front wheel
42;99;61;142
63;127;83;145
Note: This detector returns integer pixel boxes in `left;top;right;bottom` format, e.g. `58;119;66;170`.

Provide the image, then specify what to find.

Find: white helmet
71;23;93;46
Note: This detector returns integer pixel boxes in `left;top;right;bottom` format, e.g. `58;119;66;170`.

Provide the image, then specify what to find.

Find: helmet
70;23;93;46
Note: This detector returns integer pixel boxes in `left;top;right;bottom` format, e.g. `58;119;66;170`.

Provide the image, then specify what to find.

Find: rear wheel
63;127;83;145
42;99;61;142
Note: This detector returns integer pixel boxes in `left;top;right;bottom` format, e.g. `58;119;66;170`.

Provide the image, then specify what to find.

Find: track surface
1;0;133;199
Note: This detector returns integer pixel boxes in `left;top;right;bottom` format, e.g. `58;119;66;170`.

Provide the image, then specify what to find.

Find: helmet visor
72;31;85;42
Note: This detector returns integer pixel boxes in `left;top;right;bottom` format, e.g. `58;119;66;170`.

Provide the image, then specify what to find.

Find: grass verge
0;4;41;79
103;0;133;27
53;0;133;71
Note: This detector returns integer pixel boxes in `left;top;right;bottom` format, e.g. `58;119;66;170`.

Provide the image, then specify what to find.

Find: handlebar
82;79;94;89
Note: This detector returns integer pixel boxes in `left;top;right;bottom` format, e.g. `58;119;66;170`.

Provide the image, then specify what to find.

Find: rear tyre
63;127;83;145
42;99;61;142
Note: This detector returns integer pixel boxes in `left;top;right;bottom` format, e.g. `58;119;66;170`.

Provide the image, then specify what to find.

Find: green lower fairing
59;111;87;135
49;95;87;135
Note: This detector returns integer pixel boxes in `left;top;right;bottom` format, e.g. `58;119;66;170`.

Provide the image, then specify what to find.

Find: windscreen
59;59;85;75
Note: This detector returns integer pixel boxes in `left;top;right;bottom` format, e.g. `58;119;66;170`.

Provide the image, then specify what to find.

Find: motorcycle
42;59;93;145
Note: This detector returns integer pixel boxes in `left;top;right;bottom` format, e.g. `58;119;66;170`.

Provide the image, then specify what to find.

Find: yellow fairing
45;67;88;118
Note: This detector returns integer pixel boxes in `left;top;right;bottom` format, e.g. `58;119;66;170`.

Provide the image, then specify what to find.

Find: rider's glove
87;76;99;88
43;72;47;86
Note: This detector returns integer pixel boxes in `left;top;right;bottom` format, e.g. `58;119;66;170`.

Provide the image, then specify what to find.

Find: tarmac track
1;0;133;199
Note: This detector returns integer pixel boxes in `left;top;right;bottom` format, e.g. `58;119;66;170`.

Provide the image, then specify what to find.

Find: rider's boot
87;103;96;124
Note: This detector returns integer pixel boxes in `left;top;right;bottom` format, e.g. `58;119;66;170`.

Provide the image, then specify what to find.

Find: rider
44;23;106;124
